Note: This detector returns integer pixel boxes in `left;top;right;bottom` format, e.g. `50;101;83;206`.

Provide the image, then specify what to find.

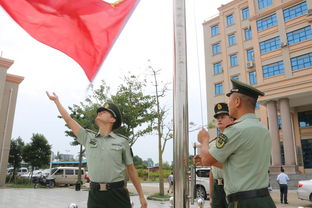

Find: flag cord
192;0;204;128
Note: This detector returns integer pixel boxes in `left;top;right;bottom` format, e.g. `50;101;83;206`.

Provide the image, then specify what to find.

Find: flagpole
173;0;189;207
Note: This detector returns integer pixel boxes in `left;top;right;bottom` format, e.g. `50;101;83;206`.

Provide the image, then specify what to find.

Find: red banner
1;0;138;81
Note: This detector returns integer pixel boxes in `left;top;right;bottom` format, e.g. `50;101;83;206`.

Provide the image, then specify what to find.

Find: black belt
214;178;224;185
90;181;124;191
227;188;269;203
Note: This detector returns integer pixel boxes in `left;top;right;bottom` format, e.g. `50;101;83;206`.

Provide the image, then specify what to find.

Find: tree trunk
159;134;164;195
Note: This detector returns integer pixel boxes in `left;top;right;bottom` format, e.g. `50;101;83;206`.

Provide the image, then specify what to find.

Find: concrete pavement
0;183;312;208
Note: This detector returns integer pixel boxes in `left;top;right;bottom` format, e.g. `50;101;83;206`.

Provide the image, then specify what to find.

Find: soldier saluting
195;78;276;208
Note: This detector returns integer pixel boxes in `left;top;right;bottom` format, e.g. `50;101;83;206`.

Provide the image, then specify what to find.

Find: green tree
22;133;51;172
8;137;25;182
111;74;156;146
133;155;147;169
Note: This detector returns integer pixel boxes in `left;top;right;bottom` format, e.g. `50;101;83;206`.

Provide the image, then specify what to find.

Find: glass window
246;49;254;61
283;1;307;21
196;169;210;177
215;83;223;95
230;54;238;67
262;61;284;78
278;116;282;129
301;139;312;168
242;8;250;19
213;62;222;74
287;26;312;45
257;14;277;31
212;43;221;55
259;36;280;54
65;169;74;175
228;34;236;45
55;169;64;175
211;25;219;36
298;110;312;127
249;71;257;85
258;0;272;9
75;169;84;175
244;28;252;40
280;143;285;165
226;14;234;26
291;52;312;71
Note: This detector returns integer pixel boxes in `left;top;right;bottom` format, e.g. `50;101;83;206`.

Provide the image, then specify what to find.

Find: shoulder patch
216;133;228;149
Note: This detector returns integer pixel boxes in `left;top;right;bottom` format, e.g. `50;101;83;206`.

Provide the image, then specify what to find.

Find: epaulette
115;133;129;140
85;129;97;134
225;121;240;128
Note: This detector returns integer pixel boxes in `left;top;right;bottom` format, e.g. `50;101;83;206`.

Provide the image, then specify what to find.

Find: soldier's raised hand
46;91;59;102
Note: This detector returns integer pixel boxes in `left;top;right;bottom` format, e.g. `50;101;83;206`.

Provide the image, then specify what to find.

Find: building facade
203;0;312;173
0;57;24;186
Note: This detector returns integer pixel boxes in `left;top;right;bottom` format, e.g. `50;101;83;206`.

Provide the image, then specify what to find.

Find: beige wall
203;0;312;172
0;57;24;186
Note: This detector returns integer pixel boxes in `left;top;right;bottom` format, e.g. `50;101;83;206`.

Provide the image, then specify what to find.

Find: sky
0;0;232;164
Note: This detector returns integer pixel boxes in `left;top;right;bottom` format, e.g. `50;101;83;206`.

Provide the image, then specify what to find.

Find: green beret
97;103;122;130
226;78;264;99
214;103;229;118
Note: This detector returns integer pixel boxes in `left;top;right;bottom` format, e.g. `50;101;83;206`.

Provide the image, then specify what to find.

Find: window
228;34;236;46
249;71;257;85
244;28;252;40
246;49;254;61
287;26;312;45
278;115;282;129
256;14;277;31
75;169;84;175
55;169;64;175
230;55;238;67
298;110;312;127
258;0;272;9
231;75;239;80
215;83;223;95
211;25;219;36
65;169;74;175
213;62;222;74
291;52;312;71
226;14;234;26
283;1;307;21
212;43;221;55
301;139;312;168
242;8;250;19
262;61;284;78
259;36;280;54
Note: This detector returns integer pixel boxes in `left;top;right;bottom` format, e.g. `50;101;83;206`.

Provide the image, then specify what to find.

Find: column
266;101;281;166
279;98;296;165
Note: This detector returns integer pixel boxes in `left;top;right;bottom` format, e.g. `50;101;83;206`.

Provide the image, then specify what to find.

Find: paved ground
0;182;312;208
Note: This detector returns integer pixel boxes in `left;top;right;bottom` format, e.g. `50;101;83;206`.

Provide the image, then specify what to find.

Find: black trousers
279;184;288;203
87;187;131;208
212;181;227;208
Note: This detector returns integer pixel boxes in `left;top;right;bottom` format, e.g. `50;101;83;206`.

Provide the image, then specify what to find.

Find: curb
147;196;170;201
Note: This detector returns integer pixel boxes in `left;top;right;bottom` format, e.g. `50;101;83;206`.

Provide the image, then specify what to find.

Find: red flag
1;0;139;81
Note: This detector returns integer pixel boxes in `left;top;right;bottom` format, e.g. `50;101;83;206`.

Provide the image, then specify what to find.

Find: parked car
194;166;210;199
49;167;86;187
21;169;51;179
7;167;28;176
297;179;312;201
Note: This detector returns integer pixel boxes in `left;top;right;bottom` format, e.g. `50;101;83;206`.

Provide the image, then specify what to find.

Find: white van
49;167;86;187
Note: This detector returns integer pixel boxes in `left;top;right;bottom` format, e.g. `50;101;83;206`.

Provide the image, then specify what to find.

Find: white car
297;179;312;201
194;166;210;199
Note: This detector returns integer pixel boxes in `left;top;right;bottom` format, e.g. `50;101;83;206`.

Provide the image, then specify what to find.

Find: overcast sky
0;0;232;164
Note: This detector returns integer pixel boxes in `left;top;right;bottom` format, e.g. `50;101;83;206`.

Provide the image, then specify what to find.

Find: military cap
97;103;122;130
214;103;229;118
226;78;265;99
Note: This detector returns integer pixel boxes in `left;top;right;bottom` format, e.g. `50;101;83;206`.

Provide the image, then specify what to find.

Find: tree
133;155;147;169
144;158;154;167
149;65;173;196
111;74;156;146
22;133;51;172
8;137;24;182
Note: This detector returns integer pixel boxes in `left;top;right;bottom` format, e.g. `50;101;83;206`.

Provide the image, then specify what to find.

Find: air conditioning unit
247;61;254;68
280;42;288;48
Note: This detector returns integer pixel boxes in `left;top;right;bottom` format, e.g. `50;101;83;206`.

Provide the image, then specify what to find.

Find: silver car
297;179;312;201
194;166;210;200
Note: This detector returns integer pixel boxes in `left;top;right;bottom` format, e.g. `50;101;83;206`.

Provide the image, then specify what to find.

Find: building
203;0;312;173
0;57;24;186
